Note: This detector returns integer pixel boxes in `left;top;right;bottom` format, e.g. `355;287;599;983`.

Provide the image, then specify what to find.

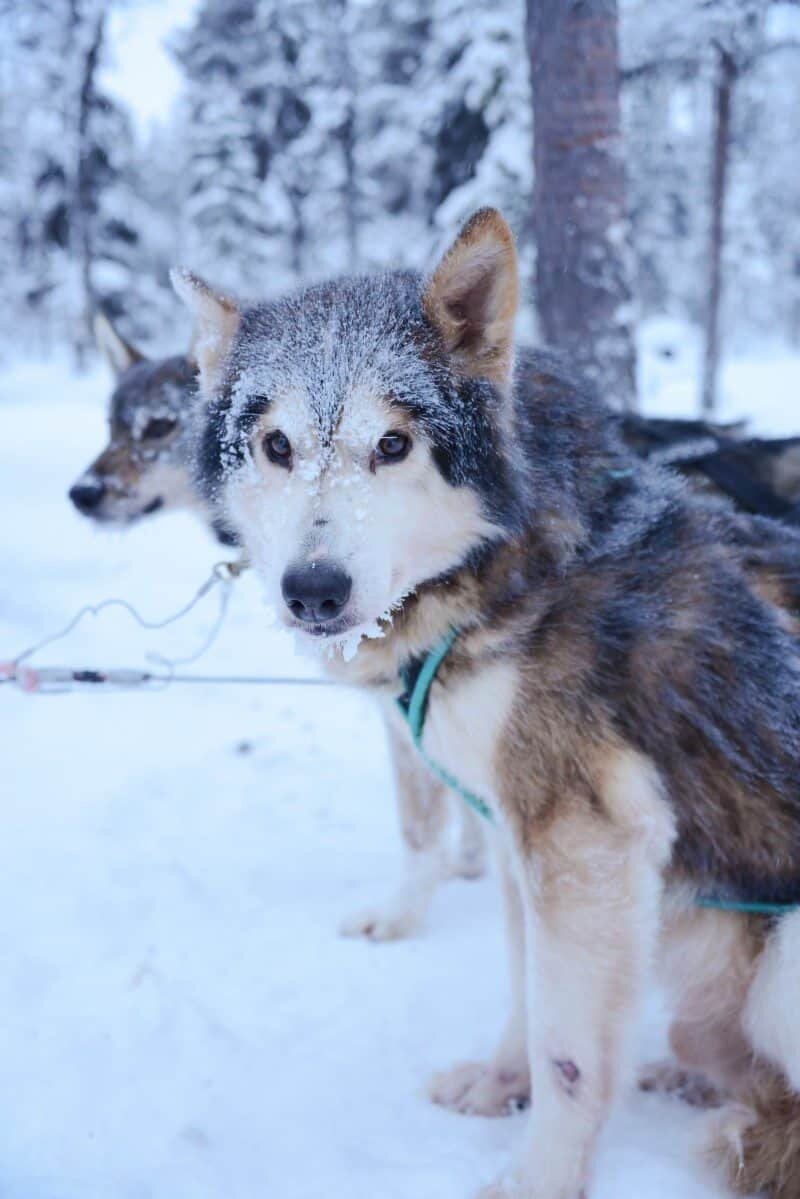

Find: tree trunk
526;0;638;410
333;0;359;267
340;105;358;265
73;8;105;366
287;185;305;277
702;46;737;414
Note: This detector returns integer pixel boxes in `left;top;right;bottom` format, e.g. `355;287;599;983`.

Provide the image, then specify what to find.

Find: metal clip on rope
0;664;157;694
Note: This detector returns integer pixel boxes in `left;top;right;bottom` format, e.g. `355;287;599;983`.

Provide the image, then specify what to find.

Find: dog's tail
708;1062;800;1198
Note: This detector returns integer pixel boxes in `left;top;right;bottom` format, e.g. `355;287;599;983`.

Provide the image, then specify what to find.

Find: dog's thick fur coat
177;207;800;1198
75;313;800;956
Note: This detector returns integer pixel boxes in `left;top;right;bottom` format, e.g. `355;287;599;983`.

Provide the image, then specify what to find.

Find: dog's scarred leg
339;710;450;941
479;749;673;1199
429;845;530;1115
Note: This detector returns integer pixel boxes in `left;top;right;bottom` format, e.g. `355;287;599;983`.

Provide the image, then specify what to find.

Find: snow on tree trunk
527;0;638;410
702;45;737;414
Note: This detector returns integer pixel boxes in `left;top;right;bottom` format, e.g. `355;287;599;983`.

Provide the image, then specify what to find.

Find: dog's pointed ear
94;312;144;377
171;268;241;397
423;208;518;388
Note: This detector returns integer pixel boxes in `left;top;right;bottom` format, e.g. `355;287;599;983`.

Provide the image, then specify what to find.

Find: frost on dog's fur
176;207;800;1199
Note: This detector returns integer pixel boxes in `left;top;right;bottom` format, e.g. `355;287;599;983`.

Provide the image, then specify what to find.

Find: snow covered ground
3;347;797;1199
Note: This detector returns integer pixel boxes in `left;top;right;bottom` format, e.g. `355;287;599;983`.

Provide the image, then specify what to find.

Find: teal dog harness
396;627;494;823
395;627;798;917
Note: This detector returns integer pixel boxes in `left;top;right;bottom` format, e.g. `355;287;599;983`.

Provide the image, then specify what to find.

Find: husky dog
621;413;800;524
68;314;209;528
71;316;799;957
70;315;798;954
176;209;800;1199
69;310;489;939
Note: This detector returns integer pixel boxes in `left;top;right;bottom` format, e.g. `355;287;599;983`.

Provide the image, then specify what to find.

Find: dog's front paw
638;1060;723;1108
447;843;487;880
428;1060;529;1116
338;902;421;942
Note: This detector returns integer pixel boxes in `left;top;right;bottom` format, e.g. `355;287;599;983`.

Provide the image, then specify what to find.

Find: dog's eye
141;417;177;441
263;429;292;467
375;432;411;464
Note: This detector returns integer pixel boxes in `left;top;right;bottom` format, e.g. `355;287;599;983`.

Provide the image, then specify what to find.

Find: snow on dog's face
174;209;522;652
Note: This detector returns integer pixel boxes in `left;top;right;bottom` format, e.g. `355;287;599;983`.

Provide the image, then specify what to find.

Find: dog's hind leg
640;904;761;1108
743;908;800;1090
478;748;673;1199
429;844;530;1115
702;909;800;1197
339;707;450;941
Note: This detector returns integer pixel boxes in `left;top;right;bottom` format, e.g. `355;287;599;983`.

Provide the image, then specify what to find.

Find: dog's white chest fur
421;660;518;813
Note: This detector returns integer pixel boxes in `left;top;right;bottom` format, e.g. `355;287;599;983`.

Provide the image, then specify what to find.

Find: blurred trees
1;0;798;406
622;0;800;408
2;0;148;359
174;0;530;282
174;0;365;291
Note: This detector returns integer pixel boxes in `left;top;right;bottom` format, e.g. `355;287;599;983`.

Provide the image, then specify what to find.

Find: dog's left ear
423;208;518;388
94;312;144;377
171;269;241;397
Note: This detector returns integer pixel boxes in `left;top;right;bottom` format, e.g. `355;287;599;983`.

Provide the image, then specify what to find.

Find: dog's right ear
94;312;144;377
171;269;241;397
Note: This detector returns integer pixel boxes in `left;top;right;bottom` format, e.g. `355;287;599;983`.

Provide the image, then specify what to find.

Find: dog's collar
396;634;800;917
396;628;494;823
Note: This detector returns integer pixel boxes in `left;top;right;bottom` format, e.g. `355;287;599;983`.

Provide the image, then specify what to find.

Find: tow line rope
7;566;799;916
398;627;799;916
0;559;333;694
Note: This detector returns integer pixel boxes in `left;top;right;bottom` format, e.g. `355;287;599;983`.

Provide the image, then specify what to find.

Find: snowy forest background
2;8;800;1197
3;0;800;405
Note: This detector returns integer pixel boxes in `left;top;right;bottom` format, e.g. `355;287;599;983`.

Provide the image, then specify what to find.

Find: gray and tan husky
175;209;800;1199
71;312;800;951
69;314;204;527
70;311;489;941
72;312;799;960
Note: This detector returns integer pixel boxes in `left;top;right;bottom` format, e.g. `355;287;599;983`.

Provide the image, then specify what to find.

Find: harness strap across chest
395;628;799;917
396;628;494;824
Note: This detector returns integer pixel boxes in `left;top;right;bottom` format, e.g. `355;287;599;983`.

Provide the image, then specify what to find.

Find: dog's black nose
281;561;352;624
69;478;106;514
